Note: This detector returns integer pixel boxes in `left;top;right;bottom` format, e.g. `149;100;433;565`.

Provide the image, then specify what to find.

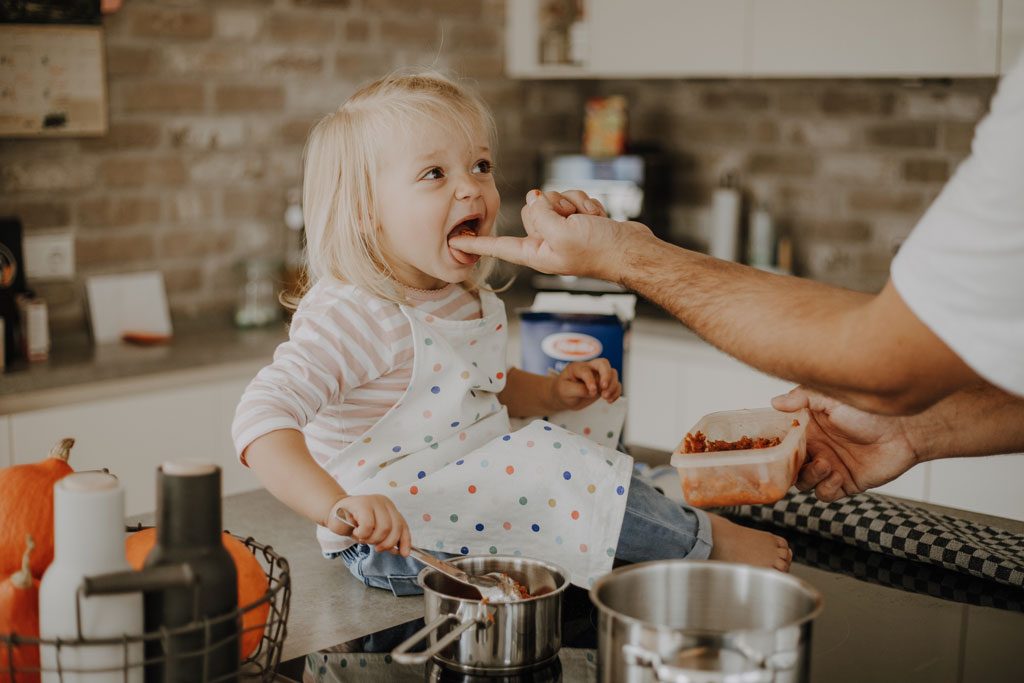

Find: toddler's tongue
448;235;480;265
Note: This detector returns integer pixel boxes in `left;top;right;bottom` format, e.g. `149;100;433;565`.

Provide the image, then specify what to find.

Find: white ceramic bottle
709;172;742;262
38;471;144;682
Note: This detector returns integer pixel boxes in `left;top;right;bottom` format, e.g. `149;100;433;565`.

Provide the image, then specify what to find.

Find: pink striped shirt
232;280;484;466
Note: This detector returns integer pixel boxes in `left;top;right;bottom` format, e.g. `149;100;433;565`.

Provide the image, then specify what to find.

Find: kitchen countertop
1;285;698;414
181;487;1024;679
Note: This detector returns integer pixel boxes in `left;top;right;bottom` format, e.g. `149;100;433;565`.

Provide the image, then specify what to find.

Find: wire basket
1;531;290;682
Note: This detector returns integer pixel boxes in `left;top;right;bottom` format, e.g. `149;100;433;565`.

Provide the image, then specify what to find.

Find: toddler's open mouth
447;217;481;265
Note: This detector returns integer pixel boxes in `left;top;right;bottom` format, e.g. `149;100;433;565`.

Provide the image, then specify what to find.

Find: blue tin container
518;311;629;382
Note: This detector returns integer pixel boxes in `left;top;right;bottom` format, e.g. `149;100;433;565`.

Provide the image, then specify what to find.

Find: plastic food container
669;407;809;507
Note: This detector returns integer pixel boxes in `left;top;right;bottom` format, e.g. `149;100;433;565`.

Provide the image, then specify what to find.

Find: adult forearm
615;235;972;414
904;384;1024;461
617;236;871;396
242;429;346;527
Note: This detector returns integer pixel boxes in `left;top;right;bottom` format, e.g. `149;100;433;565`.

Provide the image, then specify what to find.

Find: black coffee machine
0;218;27;368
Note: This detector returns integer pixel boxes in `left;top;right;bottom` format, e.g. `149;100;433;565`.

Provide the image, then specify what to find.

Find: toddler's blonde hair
296;69;500;305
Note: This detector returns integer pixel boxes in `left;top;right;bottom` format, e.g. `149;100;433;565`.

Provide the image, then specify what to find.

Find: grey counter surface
157;487;1023;665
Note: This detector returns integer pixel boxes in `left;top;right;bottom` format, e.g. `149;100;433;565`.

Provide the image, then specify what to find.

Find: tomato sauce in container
669;407;809;507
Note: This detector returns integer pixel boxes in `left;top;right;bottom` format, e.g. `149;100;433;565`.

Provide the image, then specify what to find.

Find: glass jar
234;258;281;328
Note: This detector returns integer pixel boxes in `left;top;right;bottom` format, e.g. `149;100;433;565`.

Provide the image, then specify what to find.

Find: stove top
301;524;1024;683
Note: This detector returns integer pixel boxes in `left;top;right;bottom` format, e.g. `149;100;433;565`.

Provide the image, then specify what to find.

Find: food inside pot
424;563;559;602
482;573;532;602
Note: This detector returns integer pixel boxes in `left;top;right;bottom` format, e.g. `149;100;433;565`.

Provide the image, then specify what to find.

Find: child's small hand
552;359;622;411
328;494;412;556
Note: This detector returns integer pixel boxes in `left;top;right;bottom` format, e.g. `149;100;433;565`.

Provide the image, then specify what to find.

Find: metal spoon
334;508;520;602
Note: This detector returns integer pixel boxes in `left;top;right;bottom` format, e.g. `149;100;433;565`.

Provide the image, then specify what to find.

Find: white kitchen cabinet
1004;0;1024;73
506;0;588;79
624;330;793;452
623;329;1023;521
507;0;1003;78
673;343;794;438
624;333;686;452
0;416;10;468
927;454;1024;522
9;375;261;517
749;0;1000;77
586;0;747;77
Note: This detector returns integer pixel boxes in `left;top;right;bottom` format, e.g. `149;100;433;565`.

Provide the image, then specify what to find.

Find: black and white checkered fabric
782;530;1024;612
721;491;1024;588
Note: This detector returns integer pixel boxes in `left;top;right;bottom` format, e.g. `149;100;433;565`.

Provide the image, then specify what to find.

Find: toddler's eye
422;167;444;180
473;160;493;174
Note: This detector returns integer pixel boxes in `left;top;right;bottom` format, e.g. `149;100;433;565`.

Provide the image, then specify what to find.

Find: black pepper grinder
145;460;239;683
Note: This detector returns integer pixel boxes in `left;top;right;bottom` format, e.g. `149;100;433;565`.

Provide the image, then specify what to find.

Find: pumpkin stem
49;437;75;463
11;535;34;590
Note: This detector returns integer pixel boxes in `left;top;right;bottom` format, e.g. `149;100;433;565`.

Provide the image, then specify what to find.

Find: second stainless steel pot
392;555;569;674
590;560;823;683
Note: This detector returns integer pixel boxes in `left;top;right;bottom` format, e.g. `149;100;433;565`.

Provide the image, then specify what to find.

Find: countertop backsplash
0;1;997;342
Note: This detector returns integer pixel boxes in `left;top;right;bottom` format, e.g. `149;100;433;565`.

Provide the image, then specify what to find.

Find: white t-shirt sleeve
890;52;1024;398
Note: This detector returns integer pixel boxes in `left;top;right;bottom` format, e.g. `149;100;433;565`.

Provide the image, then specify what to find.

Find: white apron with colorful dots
319;290;634;588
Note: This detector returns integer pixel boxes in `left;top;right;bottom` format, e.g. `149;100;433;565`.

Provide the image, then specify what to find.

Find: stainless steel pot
392;555;569;674
590;560;823;683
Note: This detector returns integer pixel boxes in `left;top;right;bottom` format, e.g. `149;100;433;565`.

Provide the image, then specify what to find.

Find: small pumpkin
125;528;270;660
0;536;41;683
0;440;75;579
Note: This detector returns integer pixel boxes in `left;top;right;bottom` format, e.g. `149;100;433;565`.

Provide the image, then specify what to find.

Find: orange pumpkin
125;528;270;660
0;440;75;579
0;536;41;683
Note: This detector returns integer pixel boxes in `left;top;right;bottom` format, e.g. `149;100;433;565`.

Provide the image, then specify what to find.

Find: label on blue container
518;311;627;381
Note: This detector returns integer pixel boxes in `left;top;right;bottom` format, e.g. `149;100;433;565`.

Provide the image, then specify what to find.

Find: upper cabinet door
749;0;1000;77
586;0;747;77
1005;0;1024;73
506;0;589;79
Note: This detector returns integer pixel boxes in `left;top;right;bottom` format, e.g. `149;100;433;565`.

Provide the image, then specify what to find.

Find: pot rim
588;559;824;636
416;553;571;603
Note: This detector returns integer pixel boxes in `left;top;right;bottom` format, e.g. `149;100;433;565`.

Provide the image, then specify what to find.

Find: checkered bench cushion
721;491;1024;588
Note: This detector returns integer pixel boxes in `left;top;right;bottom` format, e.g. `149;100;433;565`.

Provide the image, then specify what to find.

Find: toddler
232;71;790;594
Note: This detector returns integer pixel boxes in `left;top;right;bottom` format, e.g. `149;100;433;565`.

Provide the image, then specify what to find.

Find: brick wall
0;0;998;334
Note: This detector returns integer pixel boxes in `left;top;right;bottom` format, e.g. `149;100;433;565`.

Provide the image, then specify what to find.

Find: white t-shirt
891;52;1024;398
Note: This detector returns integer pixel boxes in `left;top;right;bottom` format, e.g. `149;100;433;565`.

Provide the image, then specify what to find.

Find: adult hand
552;359;622;411
772;386;921;502
449;189;656;282
327;494;412;556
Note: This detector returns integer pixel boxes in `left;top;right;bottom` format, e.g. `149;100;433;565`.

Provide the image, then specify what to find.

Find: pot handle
391;613;485;665
622;643;774;683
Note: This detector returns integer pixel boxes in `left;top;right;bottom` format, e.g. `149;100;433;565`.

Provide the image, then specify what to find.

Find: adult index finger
448;234;543;268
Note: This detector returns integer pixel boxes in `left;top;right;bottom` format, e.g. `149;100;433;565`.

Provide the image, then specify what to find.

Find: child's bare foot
707;513;792;572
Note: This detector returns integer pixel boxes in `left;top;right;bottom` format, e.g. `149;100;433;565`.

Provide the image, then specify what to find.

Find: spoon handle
406;547;471;582
333;508;471;583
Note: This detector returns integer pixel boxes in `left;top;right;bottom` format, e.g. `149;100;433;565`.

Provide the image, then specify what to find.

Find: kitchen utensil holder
1;529;291;682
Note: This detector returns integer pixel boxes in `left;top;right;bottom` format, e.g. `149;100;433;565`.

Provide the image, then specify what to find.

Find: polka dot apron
320;290;634;588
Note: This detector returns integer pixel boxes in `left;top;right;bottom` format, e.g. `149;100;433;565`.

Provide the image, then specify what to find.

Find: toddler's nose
454;173;481;200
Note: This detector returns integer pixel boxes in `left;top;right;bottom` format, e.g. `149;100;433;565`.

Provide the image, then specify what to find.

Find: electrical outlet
24;233;75;280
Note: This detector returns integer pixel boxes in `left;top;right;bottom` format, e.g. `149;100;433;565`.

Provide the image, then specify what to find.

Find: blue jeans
335;473;712;596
